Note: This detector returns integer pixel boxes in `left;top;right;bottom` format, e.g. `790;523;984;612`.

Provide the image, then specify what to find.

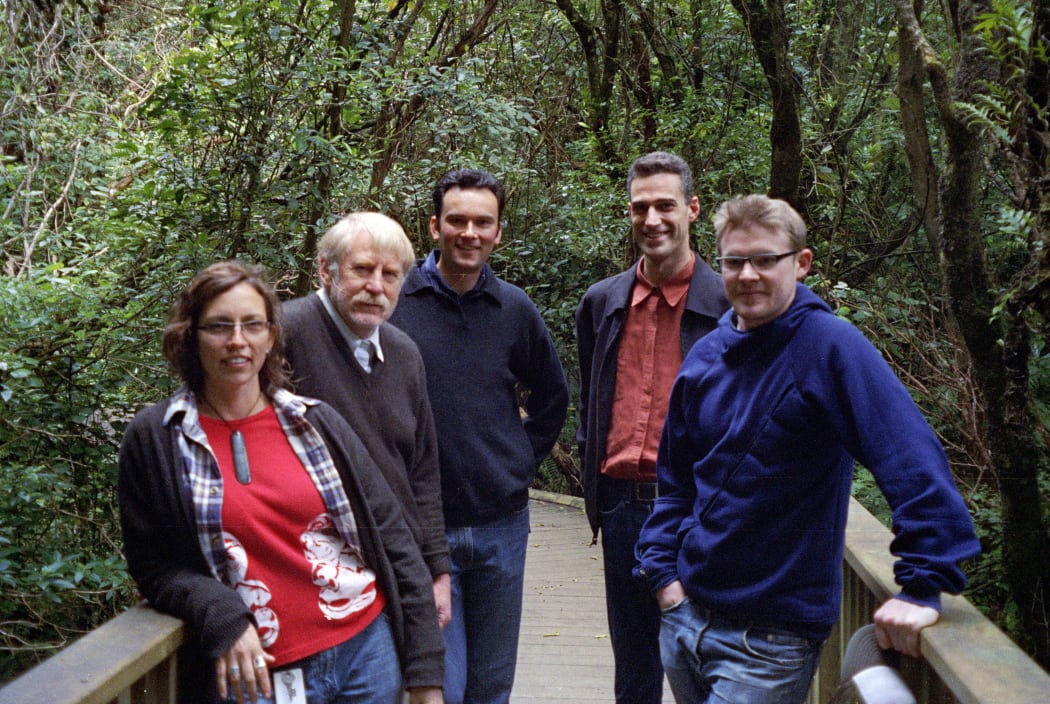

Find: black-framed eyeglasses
715;251;799;273
197;320;272;338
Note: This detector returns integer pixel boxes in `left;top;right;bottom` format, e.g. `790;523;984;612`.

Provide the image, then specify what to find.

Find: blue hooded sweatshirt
637;284;980;639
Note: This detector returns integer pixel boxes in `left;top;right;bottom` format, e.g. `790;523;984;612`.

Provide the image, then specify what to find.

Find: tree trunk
292;0;357;297
554;0;623;165
730;0;802;206
896;0;942;252
368;0;500;194
895;0;1050;665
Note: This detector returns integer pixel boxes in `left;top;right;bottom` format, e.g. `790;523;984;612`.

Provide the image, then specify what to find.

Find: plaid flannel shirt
164;387;363;585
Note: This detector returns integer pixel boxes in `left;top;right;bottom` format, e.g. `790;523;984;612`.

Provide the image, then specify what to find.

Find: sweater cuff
633;563;675;596
426;554;452;578
204;613;253;659
896;588;942;612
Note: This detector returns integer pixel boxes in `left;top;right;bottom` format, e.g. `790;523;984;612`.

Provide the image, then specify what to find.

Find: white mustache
351;292;390;310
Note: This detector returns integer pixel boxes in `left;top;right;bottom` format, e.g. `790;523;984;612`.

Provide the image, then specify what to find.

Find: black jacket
574;254;728;535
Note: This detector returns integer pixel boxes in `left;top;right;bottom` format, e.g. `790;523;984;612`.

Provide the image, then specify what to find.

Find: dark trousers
598;476;664;704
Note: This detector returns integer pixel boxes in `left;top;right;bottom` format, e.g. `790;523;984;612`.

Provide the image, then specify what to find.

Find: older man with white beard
283;212;452;631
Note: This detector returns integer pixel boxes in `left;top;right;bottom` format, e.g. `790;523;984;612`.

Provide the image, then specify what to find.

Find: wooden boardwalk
511;494;673;703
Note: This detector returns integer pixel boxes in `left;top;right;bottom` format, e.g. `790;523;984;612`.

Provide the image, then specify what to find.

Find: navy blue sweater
389;253;569;527
638;284;980;639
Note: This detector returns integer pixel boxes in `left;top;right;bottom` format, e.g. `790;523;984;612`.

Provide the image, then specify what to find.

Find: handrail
810;498;1050;703
0;602;184;704
3;497;1048;703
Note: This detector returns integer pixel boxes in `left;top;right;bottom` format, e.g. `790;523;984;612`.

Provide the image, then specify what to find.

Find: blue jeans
241;611;402;704
598;478;663;704
659;598;823;704
442;506;530;704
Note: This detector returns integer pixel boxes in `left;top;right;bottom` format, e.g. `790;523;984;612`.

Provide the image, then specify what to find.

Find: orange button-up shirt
601;257;694;481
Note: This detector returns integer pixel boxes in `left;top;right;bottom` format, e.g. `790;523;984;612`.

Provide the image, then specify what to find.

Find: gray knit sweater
282;293;450;577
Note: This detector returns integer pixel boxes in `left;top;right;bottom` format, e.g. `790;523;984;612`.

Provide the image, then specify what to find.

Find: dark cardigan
117;397;444;703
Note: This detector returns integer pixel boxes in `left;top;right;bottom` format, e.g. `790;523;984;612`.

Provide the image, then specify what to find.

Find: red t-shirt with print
202;406;385;666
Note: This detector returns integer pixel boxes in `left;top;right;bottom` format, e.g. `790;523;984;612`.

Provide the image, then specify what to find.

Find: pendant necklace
203;391;264;485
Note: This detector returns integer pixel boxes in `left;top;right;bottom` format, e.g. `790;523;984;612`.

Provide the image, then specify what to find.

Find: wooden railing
2;497;1048;704
0;602;184;704
809;499;1050;703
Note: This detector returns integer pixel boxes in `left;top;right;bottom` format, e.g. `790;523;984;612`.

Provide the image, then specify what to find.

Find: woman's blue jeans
238;610;402;704
659;598;823;704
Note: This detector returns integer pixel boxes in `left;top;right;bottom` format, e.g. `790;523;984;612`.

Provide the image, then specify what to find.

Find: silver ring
253;655;266;669
229;665;241;676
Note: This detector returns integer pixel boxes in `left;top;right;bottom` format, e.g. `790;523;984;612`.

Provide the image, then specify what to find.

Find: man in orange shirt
575;152;728;703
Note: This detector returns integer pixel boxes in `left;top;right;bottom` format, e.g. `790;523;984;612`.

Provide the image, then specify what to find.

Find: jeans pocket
660;595;691;616
597;496;626;521
742;624;816;666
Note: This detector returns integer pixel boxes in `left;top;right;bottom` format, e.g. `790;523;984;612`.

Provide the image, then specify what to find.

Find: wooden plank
514;497;673;702
842;498;1050;704
0;604;184;704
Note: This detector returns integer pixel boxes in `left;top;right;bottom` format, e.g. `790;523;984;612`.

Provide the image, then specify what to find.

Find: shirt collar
164;386;199;428
164;385;318;427
421;250;489;298
316;289;385;364
631;255;695;308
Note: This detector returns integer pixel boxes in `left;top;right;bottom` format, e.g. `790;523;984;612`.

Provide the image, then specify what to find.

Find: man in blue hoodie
636;194;980;704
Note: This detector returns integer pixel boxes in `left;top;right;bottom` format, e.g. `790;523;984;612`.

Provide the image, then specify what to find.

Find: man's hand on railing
873;597;939;658
216;624;276;703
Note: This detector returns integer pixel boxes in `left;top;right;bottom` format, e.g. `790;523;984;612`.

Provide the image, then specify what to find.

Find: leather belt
600;476;658;504
632;481;657;502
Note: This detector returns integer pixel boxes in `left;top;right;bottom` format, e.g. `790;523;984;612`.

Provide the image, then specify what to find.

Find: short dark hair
626;151;694;201
432;169;506;220
162;260;289;394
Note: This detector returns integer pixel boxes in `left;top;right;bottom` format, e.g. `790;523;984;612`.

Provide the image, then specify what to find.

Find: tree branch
17;142;81;279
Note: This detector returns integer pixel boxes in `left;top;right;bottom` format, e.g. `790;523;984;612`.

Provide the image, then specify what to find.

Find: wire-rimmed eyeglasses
196;320;272;338
715;250;799;273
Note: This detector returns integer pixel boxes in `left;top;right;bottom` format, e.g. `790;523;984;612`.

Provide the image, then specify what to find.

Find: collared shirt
420;250;489;299
601;257;695;481
164;386;364;583
317;288;385;369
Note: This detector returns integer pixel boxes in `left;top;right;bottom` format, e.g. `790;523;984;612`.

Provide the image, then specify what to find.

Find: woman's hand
216;625;276;702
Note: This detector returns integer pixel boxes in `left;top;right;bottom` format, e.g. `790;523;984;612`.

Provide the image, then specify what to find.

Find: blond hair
317;212;416;277
712;195;806;251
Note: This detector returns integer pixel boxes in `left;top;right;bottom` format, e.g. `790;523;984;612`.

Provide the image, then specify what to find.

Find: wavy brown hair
162;260;289;394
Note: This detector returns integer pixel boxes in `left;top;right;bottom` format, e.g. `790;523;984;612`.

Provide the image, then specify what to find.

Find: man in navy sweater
389;169;569;704
636;194;980;703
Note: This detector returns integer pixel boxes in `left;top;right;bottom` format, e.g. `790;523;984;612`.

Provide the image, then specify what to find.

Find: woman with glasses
117;260;443;704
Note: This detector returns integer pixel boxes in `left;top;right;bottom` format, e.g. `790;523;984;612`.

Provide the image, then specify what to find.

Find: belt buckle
634;482;657;502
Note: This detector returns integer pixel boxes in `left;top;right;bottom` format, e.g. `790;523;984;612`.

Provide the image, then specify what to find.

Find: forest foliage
2;0;1048;680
